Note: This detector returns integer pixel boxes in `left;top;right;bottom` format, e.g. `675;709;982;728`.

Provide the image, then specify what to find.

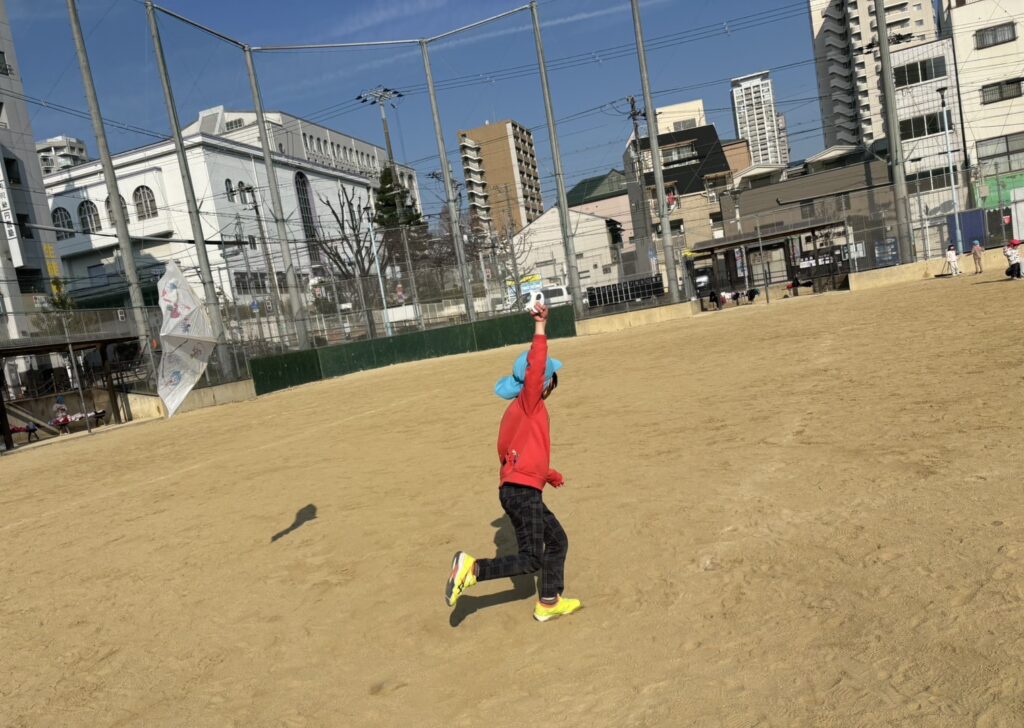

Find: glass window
133;186;157;220
906;64;920;85
294;172;320;263
16;213;32;239
78;200;100;233
105;195;128;225
51;207;74;240
225;179;235;202
978;138;1007;158
976;22;1016;50
238;182;248;205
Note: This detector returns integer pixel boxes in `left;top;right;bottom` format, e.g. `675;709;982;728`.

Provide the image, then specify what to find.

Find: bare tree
496;225;537;306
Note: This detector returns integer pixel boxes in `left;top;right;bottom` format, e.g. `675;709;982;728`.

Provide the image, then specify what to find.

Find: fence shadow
449;516;535;628
271;503;318;542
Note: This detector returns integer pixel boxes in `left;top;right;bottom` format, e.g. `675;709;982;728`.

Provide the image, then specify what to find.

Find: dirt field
2;271;1023;727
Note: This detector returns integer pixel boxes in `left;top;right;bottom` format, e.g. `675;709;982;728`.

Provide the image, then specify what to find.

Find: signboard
43;243;61;279
32;295;47;308
505;273;542;304
733;248;747;278
0;159;21;266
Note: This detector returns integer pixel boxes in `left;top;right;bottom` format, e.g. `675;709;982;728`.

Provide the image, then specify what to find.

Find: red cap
1011;240;1021;247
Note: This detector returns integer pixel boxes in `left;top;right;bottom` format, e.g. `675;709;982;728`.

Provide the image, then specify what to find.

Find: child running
445;303;582;622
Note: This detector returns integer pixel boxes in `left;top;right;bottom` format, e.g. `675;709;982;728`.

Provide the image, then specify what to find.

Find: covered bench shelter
1;317;146;451
689;217;853;299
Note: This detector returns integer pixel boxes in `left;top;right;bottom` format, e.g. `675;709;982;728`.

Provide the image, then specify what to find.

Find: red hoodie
496;335;563;490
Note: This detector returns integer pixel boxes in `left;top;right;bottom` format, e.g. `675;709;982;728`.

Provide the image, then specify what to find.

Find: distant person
946;244;961;276
971;240;984;274
445;303;582;623
52;395;68;420
1004;240;1021;279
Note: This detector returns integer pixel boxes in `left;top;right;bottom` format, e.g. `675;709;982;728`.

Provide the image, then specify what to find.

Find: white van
517;285;573;310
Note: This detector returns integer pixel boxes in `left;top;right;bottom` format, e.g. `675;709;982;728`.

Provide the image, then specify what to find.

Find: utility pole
530;1;583;319
420;40;475;321
243;45;309;347
145;0;224;340
937;87;964;254
874;0;915;264
247;189;286;340
357;86;402;172
67;0;153;367
628;96;655;246
399;226;424;330
630;0;683;302
364;204;393;337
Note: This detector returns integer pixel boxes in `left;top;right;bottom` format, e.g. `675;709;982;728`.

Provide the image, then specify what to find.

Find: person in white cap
945;244;961;276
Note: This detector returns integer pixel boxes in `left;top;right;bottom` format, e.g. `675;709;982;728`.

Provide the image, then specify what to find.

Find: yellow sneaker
533;596;583;622
445;551;477;607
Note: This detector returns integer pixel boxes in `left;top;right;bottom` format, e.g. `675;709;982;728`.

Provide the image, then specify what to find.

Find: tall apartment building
36;136;89;175
457;120;543;235
809;0;937;148
948;0;1024;223
731;72;790;165
0;0;59;340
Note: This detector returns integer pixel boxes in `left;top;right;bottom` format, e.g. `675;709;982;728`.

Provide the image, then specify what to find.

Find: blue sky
10;0;826;216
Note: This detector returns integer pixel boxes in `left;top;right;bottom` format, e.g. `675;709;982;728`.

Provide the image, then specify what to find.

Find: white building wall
809;0;937;148
515;208;619;290
892;37;967;255
45;134;380;308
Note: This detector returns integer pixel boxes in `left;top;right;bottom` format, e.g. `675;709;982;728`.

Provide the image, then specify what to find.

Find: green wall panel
391;330;427;364
250;349;323;396
317;345;353;379
253;306;576;396
346;340;377;372
422;323;476;358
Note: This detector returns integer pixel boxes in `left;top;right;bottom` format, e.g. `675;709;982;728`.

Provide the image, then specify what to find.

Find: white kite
156;262;217;417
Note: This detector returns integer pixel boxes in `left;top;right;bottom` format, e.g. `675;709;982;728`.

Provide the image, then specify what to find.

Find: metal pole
365;210;393;337
420;40;475;321
250;192;286;342
0;364;13;452
145;1;224;340
62;317;91;434
400;226;424;330
937;87;964;255
915;189;929;259
66;0;154;377
630;0;683;303
243;45;309;347
530;1;583;319
378;102;396;168
757;218;769;304
874;0;915;264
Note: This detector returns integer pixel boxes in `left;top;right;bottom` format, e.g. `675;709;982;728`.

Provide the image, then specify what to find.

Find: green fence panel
371;335;399;369
471;315;508;351
546;304;577;339
250;349;323;396
423;322;477;358
391;330;427;364
346;340;377;373
317;344;353;379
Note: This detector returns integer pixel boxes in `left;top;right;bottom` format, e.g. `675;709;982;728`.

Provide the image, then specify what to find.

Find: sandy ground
2;271;1023;727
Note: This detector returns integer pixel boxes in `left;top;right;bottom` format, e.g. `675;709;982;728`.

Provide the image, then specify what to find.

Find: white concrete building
45;110;419;310
949;0;1024;218
513;207;620;291
0;0;59;340
809;0;937;148
731;71;789;166
655;100;707;134
36;136;89;175
891;37;967;256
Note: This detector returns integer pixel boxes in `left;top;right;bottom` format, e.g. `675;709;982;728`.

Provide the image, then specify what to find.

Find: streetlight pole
937;87;964;254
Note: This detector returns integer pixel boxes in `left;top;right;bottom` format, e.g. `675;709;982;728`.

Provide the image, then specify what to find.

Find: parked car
516;285;574;310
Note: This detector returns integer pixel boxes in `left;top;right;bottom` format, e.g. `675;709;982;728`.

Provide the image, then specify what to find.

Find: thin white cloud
325;0;450;40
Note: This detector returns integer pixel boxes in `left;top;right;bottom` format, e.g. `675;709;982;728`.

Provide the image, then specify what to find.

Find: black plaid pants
475;483;568;601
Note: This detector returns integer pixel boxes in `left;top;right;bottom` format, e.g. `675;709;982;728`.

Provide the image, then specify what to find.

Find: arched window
78;200;100;233
237;182;248;204
52;207;74;240
225;179;235;202
294;172;320;263
133;185;157;220
105;195;128;225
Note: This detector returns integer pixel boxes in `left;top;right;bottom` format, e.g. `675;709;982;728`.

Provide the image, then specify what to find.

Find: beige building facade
457;120;543;235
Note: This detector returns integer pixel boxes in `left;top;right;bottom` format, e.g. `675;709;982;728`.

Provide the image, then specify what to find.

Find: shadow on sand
450;516;535;627
271;504;317;542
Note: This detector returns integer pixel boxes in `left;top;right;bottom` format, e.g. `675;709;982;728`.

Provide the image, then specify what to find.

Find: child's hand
547;469;565;488
530;303;549;322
